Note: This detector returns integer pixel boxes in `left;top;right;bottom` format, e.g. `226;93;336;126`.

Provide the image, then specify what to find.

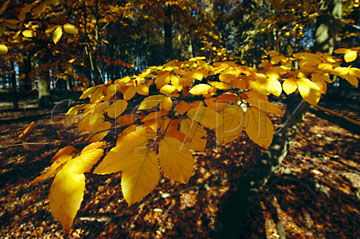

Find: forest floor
0;99;359;239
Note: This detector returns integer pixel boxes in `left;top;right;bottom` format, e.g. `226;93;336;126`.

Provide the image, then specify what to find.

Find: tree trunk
215;96;309;238
10;62;19;110
164;4;173;62
215;1;342;238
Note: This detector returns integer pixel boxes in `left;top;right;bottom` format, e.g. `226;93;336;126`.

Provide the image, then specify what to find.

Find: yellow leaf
170;74;182;91
344;49;357;63
344;74;358;87
51;145;76;163
311;73;327;94
106;100;128;118
282;78;298;95
22;29;34;38
189;84;211;95
187;105;218;129
159;136;194;184
63;23;78;34
216;105;245;145
49;170;85;231
94;127;153;174
136;84;149;96
0;44;8;54
208;81;232;90
53;26;63;44
297;78;322;105
30;154;73;185
219;73;237;83
160;96;173;111
121;149;160;205
245;107;273;149
116;125;137;145
89;87;103;103
266;72;282;96
123;86;136;100
180;119;207;151
138;95;165;110
333;48;348;54
88;131;109;142
160;85;176;95
175;101;189;115
79;86;96;99
155;71;171;89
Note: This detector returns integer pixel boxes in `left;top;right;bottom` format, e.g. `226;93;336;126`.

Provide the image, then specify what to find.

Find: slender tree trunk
10;62;19;110
215;1;342;238
164;4;173;62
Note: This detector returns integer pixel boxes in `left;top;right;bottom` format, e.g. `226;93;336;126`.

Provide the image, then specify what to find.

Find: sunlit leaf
121;149;160;205
106;100;128;118
53;26;63;44
245;107;273;149
0;44;8;54
22;29;34;38
138;95;165;110
282;78;298;95
160;85;176;95
189;84;211;95
297;78;321;105
216;105;245;145
30;154;73;185
187;105;218;129
94;127;153;174
344;49;357;63
160;96;173;111
180;119;207;151
208;81;232;90
136;84;149;96
159;136;194;183
63;23;78;34
49;170;85;231
124;86;136;101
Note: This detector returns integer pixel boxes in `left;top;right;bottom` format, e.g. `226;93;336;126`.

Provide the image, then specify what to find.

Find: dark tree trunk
10;62;19;110
215;1;342;238
164;4;173;62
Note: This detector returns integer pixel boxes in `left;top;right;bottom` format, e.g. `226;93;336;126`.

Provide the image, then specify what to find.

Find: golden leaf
159;136;194;184
106;100;128;118
189;84;211;95
160;85;176;95
282;78;298;95
138;95;165;110
187;105;218;129
180;119;207;151
344;49;357;63
175;101;189;115
0;44;8;54
123;86;136;101
136;84;149;96
49;170;85;231
63;23;78;34
94;127;153;174
216;105;245;144
120;149;160;205
53;26;63;44
245;107;273;149
297;78;322;105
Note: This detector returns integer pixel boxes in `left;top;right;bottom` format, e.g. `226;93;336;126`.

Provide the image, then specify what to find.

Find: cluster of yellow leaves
35;49;359;231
